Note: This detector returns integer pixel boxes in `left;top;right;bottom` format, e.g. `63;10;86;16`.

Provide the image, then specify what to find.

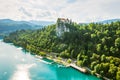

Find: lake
0;40;100;80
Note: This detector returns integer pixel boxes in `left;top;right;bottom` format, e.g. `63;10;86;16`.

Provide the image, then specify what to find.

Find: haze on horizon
0;0;120;23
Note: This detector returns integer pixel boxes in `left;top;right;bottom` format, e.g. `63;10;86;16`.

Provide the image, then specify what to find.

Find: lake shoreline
27;48;111;80
2;39;102;80
36;54;110;80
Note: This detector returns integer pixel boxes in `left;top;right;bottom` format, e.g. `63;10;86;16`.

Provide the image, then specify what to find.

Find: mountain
98;19;120;24
0;19;13;23
0;19;55;34
79;19;120;25
0;19;44;36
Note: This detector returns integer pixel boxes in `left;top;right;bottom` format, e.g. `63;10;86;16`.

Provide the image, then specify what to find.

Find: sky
0;0;120;23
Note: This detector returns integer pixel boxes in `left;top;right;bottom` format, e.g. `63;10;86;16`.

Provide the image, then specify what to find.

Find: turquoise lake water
0;40;100;80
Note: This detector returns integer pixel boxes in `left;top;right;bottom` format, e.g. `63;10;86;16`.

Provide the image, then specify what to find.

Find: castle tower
56;18;71;36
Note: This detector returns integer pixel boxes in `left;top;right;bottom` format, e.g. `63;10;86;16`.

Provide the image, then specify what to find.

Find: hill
0;19;55;37
3;18;120;80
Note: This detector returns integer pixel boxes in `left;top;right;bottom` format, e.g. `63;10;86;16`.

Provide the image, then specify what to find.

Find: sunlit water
0;40;100;80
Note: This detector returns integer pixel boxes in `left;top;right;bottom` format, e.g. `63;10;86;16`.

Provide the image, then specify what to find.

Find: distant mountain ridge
0;19;41;33
97;19;120;24
0;19;55;26
0;19;55;36
79;19;120;25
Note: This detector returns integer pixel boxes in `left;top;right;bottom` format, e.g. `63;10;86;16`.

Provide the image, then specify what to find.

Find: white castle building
56;18;72;36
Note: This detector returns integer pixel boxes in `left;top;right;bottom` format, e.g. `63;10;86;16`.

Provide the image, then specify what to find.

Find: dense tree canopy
4;21;120;80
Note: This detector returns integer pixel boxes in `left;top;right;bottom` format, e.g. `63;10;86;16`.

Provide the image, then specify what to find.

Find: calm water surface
0;40;100;80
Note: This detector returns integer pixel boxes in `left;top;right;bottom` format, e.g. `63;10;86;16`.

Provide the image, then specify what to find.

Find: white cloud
60;0;120;22
19;7;32;17
0;0;120;22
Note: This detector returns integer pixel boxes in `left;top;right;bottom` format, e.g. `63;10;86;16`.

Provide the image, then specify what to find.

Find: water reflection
0;40;100;80
10;64;36;80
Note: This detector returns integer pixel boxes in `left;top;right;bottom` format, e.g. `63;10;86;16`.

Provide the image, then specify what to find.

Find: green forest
4;20;120;80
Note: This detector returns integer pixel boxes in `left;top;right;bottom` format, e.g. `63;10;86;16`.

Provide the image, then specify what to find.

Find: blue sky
0;0;120;22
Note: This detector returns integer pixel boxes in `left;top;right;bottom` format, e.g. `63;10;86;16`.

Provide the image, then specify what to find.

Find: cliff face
56;18;72;36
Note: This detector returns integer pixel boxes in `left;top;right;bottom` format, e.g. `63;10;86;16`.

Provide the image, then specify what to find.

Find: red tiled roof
58;18;66;20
